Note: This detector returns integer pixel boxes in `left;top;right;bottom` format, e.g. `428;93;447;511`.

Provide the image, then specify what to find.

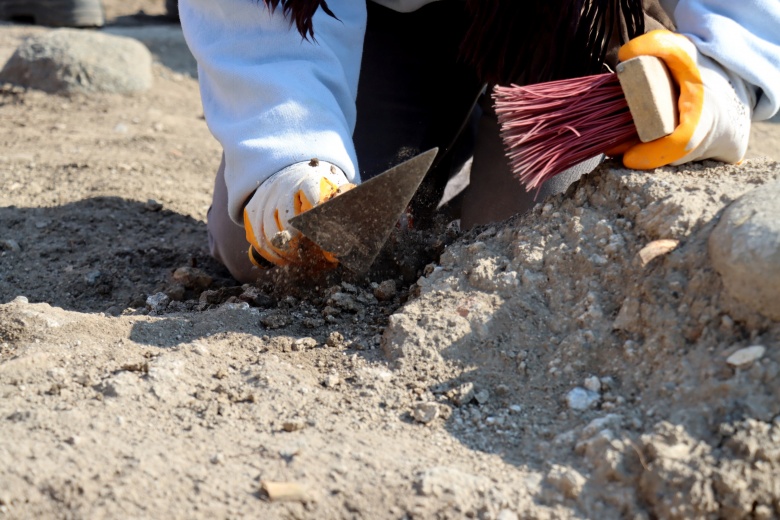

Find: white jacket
179;0;780;223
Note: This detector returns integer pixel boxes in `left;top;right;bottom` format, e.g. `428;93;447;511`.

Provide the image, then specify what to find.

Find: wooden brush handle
617;56;679;143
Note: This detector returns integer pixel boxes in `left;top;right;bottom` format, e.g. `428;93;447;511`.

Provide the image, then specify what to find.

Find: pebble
165;284;186;302
413;402;439;424
12;296;28;305
326;331;345;348
0;239;21;252
452;382;475;406
172;267;212;290
324;374;340;388
260;312;291;329
545;465;586;499
474;389;490;405
583;376;602;393
239;286;275;308
566;387;600;411
373;279;397;302
210;453;224;465
84;270;102;285
726;346;766;368
282;420;307;432
292;337;317;351
146;292;170;312
328;292;361;312
145;199;163;212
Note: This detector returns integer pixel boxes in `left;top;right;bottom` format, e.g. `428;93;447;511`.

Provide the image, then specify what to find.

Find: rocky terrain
1;2;779;519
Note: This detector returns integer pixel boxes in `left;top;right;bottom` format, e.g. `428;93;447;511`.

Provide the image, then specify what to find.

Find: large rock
0;29;152;94
709;178;780;320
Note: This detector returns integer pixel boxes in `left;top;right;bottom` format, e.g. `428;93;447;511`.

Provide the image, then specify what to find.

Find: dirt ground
1;3;779;519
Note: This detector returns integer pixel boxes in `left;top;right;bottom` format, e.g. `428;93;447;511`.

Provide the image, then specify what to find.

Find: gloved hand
243;159;355;267
618;30;753;170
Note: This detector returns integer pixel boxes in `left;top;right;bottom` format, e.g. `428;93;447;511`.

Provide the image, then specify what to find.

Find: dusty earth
1;2;780;519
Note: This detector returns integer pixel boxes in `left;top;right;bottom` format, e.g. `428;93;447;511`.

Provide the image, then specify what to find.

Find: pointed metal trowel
289;148;438;274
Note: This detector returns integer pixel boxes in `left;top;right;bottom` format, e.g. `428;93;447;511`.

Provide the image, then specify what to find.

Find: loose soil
1;3;779;519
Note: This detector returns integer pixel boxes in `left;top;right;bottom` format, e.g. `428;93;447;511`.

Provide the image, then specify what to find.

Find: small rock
413;402;440;424
581;414;622;439
302;317;325;328
754;505;774;520
210;453;224;465
497;511;519;520
239;286;275;307
451;382;475;406
260;312;291;329
145;199;163;212
12;296;29;305
199;290;221;306
270;230;292;250
566;387;600;411
165;284;186;302
374;279;397;302
583;376;602;393
172;267;212;290
340;282;358;293
282;420;307;432
545;465;586;499
292;337;317;351
474;389;490;405
326;331;345;348
0;239;21;252
324;374;340;388
328;292;361;313
321;305;340;318
726;346;766;368
146;292;170;312
83;270;101;285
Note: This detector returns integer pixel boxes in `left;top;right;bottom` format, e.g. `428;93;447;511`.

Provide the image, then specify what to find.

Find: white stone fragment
566;387;600;411
726;346;766;368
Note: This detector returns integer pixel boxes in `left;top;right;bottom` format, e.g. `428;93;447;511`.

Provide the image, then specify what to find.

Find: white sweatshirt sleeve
670;0;780;121
178;0;367;223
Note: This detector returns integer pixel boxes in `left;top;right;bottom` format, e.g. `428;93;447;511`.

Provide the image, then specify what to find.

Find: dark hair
460;0;646;85
261;0;337;40
267;0;645;84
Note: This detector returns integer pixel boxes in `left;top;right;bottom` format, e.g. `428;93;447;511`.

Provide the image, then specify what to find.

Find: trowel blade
289;148;438;274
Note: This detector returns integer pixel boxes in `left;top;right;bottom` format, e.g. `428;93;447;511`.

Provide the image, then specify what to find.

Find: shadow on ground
0;196;232;313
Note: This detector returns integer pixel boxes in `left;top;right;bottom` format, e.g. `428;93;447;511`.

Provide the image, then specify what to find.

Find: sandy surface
1;3;779;519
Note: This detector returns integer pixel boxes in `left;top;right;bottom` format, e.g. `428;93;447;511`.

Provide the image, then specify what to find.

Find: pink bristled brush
494;56;679;191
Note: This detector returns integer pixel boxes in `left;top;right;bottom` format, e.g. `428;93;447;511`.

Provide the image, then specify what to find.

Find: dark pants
208;2;591;282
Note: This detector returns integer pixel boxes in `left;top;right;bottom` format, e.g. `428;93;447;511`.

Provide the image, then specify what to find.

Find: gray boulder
709;177;780;320
0;29;152;94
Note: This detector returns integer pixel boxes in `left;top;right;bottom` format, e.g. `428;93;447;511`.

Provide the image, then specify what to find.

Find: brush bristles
494;73;638;191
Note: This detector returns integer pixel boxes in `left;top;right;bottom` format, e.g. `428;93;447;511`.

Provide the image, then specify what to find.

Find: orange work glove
618;30;753;170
